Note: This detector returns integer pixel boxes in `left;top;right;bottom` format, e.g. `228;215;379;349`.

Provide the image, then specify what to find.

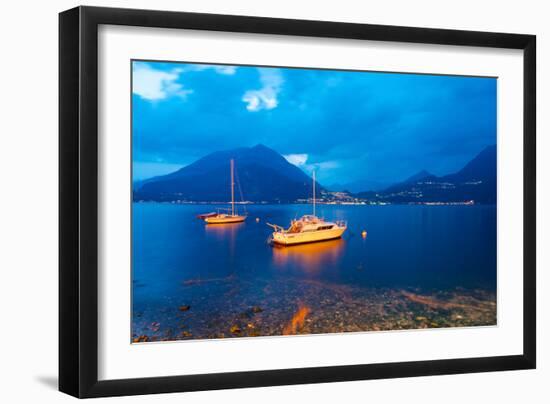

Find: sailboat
268;171;347;246
203;159;247;224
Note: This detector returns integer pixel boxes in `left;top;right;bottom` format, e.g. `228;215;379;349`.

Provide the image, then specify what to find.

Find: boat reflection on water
204;222;244;259
204;221;244;238
271;238;345;273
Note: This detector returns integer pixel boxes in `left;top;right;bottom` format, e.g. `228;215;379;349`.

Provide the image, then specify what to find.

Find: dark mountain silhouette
356;145;496;204
133;144;322;203
404;169;434;184
384;169;436;193
135;144;496;204
443;144;496;183
327;179;389;193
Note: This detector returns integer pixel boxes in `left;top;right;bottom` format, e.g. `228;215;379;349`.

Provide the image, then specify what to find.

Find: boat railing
216;207;233;213
266;223;286;232
335;220;347;228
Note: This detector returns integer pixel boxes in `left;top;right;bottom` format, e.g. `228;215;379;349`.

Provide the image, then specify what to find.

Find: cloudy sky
132;60;496;189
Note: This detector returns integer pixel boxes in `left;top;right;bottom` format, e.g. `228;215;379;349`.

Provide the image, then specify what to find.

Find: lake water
132;203;497;341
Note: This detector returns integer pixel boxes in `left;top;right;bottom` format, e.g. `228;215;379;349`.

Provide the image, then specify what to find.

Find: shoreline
132;200;495;207
132;277;496;343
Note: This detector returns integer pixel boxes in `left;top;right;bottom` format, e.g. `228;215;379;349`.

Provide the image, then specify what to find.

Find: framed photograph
59;6;536;398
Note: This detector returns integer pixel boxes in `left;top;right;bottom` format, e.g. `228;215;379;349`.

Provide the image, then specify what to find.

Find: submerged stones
131;278;496;343
132;335;149;343
239;306;264;319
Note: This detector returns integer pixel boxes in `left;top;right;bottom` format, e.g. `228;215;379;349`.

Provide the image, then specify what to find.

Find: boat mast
231;159;235;216
313;170;316;217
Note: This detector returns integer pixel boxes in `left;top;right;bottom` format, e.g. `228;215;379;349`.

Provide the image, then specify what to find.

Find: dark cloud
132;61;496;185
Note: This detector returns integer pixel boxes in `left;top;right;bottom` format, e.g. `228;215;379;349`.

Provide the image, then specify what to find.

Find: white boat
268;171;347;246
202;159;247;224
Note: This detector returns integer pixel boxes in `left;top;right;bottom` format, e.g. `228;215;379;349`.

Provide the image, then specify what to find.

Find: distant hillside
356;145;496;204
135;144;497;204
327;179;390;193
134;144;322;203
383;169;436;193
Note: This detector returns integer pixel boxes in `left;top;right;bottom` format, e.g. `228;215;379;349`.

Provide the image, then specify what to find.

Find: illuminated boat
268;171;347;245
203;159;247;224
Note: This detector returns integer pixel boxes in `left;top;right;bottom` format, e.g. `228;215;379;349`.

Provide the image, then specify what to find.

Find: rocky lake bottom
131;276;497;343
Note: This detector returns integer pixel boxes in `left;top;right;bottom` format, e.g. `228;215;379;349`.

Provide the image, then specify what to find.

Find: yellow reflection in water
204;222;244;257
272;238;345;273
204;222;244;238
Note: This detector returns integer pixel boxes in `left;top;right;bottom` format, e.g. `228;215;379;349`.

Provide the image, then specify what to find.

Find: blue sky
132;60;496;190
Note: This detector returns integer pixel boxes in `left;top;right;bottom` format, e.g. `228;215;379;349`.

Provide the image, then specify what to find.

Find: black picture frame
59;5;536;398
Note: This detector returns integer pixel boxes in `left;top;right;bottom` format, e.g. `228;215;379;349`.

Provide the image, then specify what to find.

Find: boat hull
205;215;246;224
197;212;217;219
271;226;346;246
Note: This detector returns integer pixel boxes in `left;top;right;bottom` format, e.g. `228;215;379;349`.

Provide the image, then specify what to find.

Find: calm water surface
133;203;496;303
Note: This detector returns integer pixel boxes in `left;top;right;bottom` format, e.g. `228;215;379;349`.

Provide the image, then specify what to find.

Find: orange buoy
361;230;367;238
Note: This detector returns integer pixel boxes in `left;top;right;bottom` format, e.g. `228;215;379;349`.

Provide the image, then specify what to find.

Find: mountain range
134;144;496;204
327;179;390;193
134;144;322;203
356;145;496;204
